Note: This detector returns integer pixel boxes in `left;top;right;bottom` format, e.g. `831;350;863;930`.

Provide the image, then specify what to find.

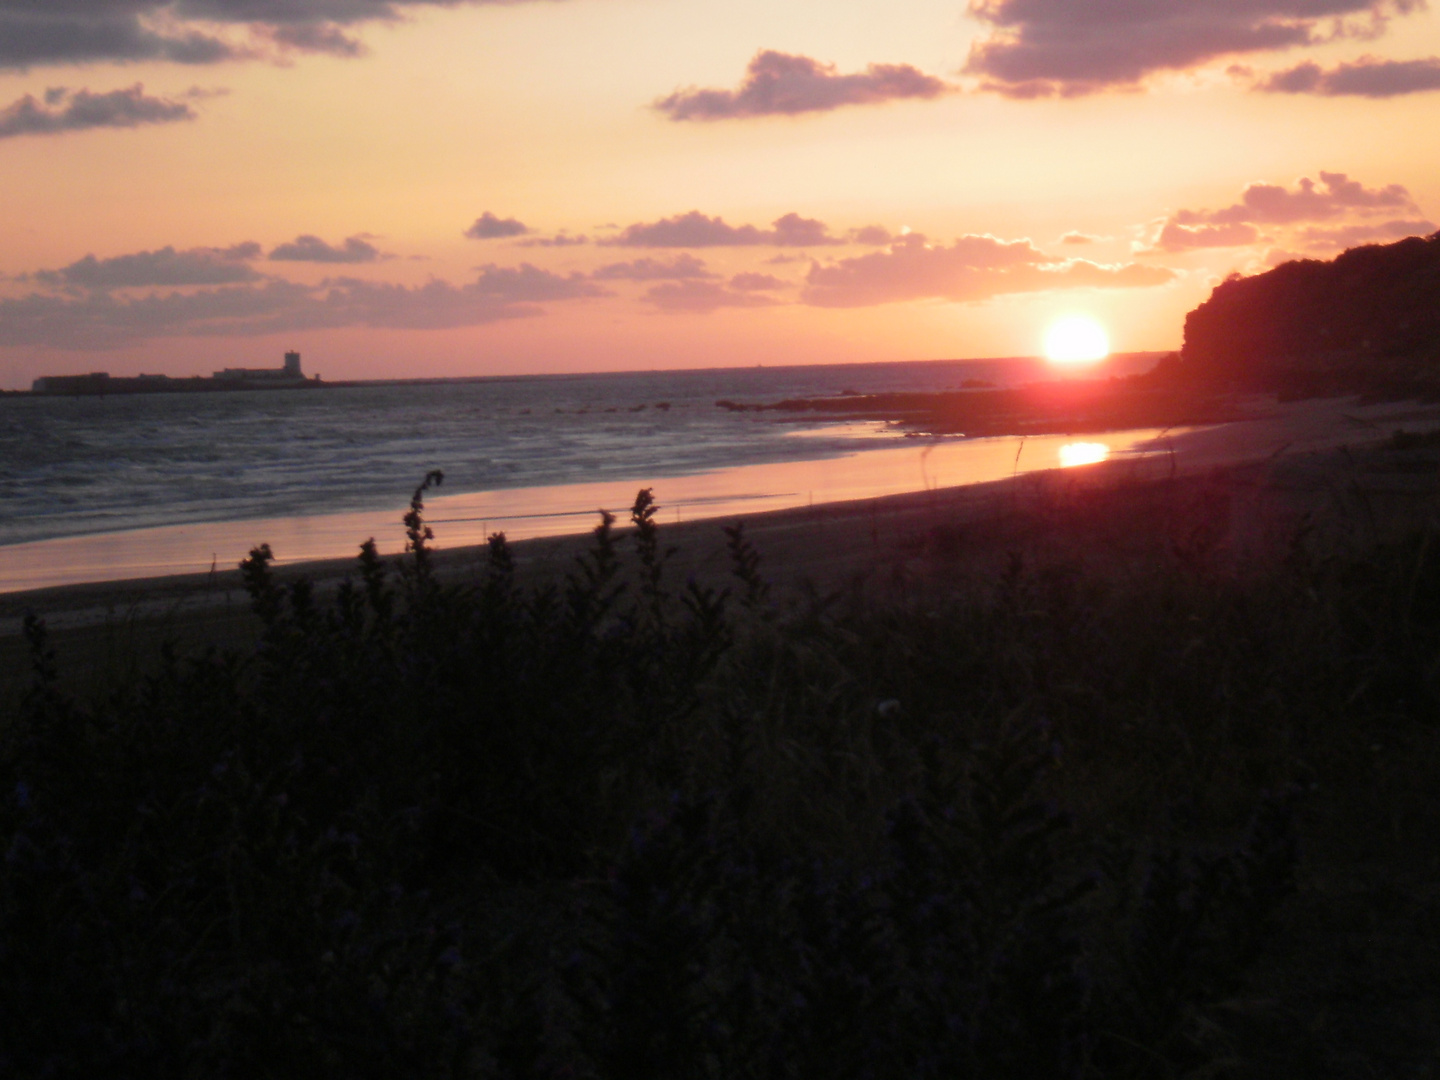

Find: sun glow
1058;442;1109;468
1044;315;1110;367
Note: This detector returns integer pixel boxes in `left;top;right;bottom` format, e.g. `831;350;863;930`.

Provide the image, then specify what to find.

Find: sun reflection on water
1058;442;1109;468
3;429;1176;594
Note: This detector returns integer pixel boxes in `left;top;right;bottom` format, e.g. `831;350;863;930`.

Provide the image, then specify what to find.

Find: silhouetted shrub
9;479;1437;1076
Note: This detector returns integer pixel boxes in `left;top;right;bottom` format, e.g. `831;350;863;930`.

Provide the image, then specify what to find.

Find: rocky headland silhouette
1173;231;1440;397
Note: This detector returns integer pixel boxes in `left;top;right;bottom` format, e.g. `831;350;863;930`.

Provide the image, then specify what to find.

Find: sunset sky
2;0;1438;387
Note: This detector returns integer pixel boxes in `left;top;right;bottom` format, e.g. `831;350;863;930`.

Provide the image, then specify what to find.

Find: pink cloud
656;50;952;120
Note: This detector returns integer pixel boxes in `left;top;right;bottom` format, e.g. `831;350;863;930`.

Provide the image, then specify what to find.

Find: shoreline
6;393;1440;640
0;423;1181;596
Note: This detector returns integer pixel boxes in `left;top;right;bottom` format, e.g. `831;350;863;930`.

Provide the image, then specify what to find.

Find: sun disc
1058;442;1109;468
1044;315;1110;367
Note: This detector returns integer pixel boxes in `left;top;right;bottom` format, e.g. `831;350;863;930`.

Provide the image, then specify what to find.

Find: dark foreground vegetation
4;469;1439;1077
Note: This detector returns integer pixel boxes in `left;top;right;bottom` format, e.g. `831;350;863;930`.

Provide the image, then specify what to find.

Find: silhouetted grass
2;476;1438;1077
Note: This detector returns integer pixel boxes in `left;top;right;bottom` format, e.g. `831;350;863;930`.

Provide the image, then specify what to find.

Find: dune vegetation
3;458;1438;1076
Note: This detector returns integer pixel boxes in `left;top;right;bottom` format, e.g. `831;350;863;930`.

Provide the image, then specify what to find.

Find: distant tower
283;351;302;377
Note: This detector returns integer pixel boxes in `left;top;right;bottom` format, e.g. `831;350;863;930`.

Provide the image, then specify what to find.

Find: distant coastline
28;349;323;396
13;352;1156;398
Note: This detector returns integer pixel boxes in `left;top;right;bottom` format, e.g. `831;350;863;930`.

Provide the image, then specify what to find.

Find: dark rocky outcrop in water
1177;232;1440;396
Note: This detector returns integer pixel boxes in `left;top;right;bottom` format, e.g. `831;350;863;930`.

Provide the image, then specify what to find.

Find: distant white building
32;352;319;396
214;351;306;382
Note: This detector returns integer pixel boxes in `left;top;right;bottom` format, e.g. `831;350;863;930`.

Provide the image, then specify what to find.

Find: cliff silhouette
1177;231;1440;397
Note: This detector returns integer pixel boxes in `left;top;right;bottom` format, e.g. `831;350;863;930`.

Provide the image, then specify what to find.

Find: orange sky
2;0;1438;387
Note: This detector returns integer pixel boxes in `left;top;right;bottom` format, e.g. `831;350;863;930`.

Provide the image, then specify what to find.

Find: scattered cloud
1257;55;1440;97
32;243;263;288
769;213;842;247
0;9;240;69
655;50;952;121
1142;172;1428;255
268;234;387;264
515;233;588;248
0;263;606;349
603;211;766;247
1258;62;1330;93
1059;231;1101;245
289;277;543;332
800;233;1174;308
964;0;1420;97
0;84;194;139
591;254;717;281
257;277;539;333
1171;172;1417;227
1295;218;1437;248
465;213;529;240
263;21;366;58
0;0;561;70
602;211;842;248
0;280;314;350
729;272;788;291
469;263;607;301
642;280;782;313
849;225;896;245
180;85;230;100
1150;221;1262;252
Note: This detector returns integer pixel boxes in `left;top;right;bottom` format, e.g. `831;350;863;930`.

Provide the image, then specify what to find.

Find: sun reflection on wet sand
0;428;1175;594
1058;442;1110;468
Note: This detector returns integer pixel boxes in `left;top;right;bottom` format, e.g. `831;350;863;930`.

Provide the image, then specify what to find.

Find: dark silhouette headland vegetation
1173;231;1440;398
4;239;1440;1074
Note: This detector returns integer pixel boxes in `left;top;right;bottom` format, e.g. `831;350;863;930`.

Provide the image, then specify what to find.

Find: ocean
0;354;1171;592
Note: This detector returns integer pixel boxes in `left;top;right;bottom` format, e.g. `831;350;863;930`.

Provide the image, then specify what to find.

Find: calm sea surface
0;355;1169;591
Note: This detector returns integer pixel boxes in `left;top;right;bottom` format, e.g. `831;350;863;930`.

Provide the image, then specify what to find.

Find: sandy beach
6;393;1440;626
5;394;1439;694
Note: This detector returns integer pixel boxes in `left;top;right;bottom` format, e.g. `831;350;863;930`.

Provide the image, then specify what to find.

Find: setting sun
1058;441;1110;468
1044;316;1111;368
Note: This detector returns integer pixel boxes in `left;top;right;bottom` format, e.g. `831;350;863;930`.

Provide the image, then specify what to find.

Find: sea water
0;355;1171;591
